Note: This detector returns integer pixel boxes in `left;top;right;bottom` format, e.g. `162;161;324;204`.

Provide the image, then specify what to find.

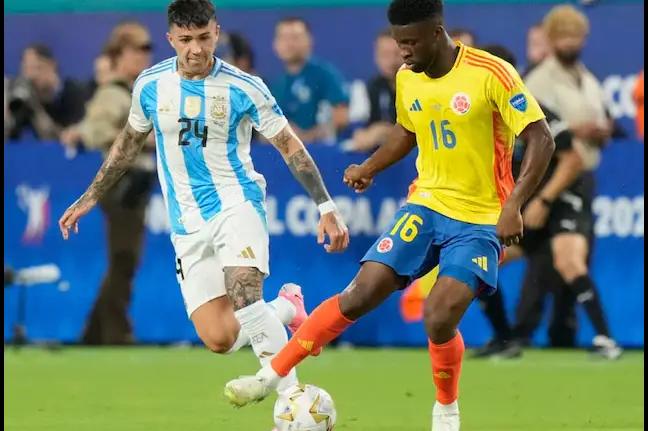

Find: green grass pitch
4;347;644;430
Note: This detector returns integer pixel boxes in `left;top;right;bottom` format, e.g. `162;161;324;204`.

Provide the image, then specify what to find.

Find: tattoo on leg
224;267;264;310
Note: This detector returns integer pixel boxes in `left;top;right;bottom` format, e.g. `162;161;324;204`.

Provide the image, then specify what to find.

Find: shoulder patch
509;93;528;112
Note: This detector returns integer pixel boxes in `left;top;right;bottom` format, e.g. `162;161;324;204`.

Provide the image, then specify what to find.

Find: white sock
225;328;251;354
433;400;459;414
268;296;297;325
234;300;298;393
226;301;297;354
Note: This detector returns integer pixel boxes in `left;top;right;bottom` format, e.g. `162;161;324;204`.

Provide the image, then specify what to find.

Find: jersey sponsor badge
184;96;202;118
450;92;471;115
376;237;393;253
509;93;528;112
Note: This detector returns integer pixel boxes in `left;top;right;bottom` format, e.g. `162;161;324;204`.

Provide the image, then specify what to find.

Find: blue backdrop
4;3;644;135
4;140;644;347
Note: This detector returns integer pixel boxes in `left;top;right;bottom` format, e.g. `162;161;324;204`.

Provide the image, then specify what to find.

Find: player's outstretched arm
343;124;416;193
269;124;349;253
58;123;150;239
497;119;555;245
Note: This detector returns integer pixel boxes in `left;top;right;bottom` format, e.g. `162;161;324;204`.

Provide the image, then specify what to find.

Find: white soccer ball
273;384;337;431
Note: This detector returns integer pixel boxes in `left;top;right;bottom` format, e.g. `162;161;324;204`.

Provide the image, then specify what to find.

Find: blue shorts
361;203;502;296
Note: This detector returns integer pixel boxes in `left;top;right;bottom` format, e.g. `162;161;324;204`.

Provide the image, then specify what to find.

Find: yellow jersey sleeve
395;69;415;133
486;60;545;136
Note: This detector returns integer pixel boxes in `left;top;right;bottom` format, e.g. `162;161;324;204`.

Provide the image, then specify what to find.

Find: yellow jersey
397;42;545;225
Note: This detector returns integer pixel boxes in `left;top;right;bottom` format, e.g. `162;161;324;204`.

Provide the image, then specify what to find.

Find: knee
423;293;466;342
201;330;237;354
553;256;587;283
339;278;391;320
423;302;453;340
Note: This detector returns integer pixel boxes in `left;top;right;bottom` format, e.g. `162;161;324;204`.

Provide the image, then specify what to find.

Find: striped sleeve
128;75;154;133
467;51;545;136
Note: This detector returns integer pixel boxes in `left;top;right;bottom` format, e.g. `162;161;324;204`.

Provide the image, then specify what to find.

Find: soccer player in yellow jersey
225;0;555;428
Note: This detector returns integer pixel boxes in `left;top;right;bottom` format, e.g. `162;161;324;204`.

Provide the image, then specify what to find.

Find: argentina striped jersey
128;56;288;234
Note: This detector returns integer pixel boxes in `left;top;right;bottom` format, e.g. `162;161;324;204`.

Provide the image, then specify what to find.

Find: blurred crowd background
3;0;644;352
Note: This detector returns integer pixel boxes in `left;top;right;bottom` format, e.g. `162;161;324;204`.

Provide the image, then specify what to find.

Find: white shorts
171;201;269;317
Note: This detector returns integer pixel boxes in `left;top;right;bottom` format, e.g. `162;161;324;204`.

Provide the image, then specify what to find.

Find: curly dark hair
167;0;216;28
387;0;443;26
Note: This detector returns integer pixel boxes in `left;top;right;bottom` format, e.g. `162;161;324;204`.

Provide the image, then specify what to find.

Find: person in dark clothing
7;44;88;141
473;45;621;360
60;21;155;345
344;29;401;152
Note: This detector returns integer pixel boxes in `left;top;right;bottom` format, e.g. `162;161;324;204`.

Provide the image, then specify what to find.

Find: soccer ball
273;384;337;431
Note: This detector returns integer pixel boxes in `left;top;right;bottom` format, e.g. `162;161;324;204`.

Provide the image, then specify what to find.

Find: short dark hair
388;0;443;26
229;33;254;67
167;0;216;28
480;44;517;69
24;43;55;62
275;17;311;34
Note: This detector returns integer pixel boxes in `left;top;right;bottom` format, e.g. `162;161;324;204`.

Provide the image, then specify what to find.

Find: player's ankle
433;399;459;413
257;364;281;387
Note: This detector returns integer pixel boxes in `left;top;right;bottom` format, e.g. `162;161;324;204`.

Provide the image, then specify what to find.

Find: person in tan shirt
60;21;154;345
525;5;612;171
523;5;621;357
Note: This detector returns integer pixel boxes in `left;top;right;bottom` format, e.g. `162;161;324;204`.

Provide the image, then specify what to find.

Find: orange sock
271;295;354;377
428;331;465;404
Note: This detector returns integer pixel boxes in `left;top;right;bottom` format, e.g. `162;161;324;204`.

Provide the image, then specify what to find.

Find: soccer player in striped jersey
224;1;554;429
59;0;348;395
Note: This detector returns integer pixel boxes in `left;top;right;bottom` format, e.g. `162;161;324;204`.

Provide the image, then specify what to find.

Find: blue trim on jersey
146;57;174;72
138;58;174;79
227;85;266;225
179;80;222;222
147;80;187;235
135;64;173;87
211;57;223;77
139;81;155;121
251;200;268;231
221;65;271;100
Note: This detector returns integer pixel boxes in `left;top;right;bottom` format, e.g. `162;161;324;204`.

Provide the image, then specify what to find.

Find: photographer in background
7;44;88;141
60;21;155;345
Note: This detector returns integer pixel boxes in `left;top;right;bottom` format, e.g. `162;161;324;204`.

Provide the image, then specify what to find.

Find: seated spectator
271;17;349;144
448;28;476;46
7;44;88;141
343;29;401;153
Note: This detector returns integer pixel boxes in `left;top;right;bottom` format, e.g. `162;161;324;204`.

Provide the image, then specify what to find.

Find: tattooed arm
58;123;150;239
269;125;332;205
269;124;349;252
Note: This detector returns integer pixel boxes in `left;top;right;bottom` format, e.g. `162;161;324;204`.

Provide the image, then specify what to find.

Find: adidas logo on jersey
472;256;488;271
237;246;256;259
409;99;423;112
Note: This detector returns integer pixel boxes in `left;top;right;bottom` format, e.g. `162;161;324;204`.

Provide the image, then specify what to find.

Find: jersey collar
172;56;222;78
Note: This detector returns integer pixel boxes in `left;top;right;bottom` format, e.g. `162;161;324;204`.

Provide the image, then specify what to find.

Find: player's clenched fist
343;164;374;193
496;203;523;246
